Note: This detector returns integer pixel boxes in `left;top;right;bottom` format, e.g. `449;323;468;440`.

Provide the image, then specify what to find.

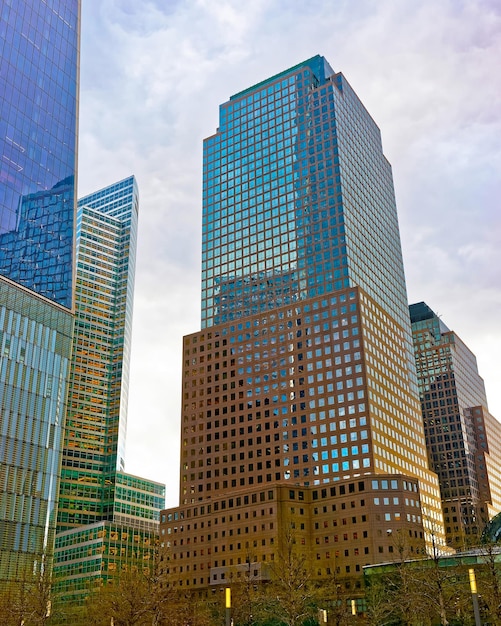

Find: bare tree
363;575;397;626
365;528;475;626
0;564;53;626
162;591;214;626
258;529;317;626
145;545;216;626
318;571;358;626
476;541;501;625
226;562;261;626
417;532;469;626
85;569;154;626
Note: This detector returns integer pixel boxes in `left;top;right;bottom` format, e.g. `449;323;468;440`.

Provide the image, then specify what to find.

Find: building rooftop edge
78;174;137;206
229;54;325;101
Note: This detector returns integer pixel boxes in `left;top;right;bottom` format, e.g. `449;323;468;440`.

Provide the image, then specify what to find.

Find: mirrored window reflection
0;1;79;309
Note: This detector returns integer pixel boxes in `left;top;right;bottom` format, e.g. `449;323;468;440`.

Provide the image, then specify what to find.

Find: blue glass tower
0;0;80;587
0;1;79;308
202;56;407;333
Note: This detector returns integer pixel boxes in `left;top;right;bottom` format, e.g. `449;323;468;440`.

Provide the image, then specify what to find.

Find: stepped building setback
160;55;445;596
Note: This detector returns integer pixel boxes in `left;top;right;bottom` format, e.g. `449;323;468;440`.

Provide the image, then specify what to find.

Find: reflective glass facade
54;521;158;601
0;0;80;588
57;177;139;531
0;0;79;309
0;282;73;584
410;302;501;546
201;55;407;333
53;469;164;605
53;178;166;609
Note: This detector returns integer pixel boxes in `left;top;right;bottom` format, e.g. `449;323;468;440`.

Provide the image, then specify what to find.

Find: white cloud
79;0;501;506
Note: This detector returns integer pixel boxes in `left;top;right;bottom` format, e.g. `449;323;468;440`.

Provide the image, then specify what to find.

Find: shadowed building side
410;302;501;547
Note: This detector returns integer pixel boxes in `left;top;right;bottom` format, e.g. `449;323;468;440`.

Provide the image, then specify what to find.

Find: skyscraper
57;176;139;530
201;56;408;334
410;302;501;547
161;56;445;593
53;177;164;608
0;0;80;587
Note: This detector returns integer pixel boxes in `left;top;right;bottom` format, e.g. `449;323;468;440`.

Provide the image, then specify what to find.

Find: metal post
225;587;231;626
468;568;481;626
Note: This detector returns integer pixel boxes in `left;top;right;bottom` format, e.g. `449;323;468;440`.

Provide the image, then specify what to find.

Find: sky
78;0;501;508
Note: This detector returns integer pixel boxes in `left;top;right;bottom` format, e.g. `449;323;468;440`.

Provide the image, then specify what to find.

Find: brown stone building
176;288;441;525
160;288;441;594
161;476;425;593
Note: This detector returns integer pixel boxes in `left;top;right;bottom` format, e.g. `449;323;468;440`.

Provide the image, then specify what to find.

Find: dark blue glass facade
0;0;79;309
0;0;79;588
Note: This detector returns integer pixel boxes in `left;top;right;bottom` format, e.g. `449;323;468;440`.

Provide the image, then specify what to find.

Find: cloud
78;0;501;505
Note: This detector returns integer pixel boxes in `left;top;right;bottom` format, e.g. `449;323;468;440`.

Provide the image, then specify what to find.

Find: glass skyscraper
57;176;139;530
162;57;446;588
53;178;164;611
202;56;407;333
410;302;501;547
0;0;80;587
0;0;79;309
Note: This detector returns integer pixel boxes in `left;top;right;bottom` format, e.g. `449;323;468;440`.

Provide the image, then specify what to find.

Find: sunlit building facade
53;178;165;610
57;176;139;531
200;55;442;535
0;0;80;588
163;475;426;597
161;55;445;596
54;473;165;607
410;302;501;547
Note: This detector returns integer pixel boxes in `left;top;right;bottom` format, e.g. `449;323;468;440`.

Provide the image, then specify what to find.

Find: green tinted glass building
53;473;165;608
53;178;165;608
57;176;139;530
0;0;80;588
